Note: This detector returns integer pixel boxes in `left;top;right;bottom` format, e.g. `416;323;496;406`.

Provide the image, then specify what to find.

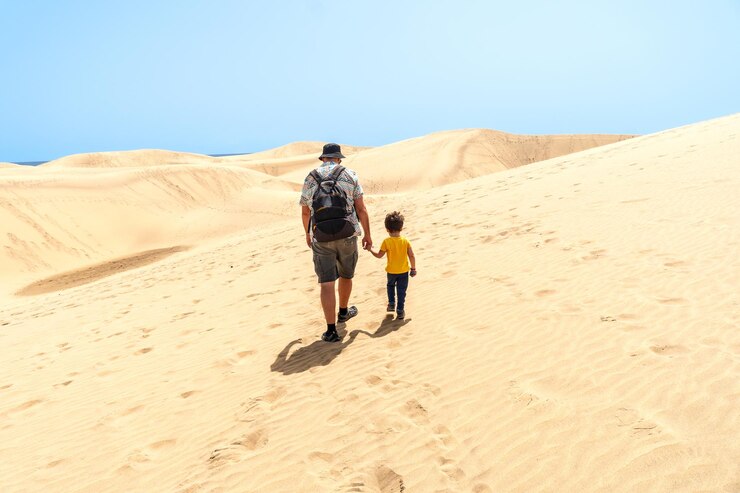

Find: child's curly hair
384;211;405;232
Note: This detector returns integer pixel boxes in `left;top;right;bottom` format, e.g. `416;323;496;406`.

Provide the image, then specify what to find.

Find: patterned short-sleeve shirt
299;162;364;237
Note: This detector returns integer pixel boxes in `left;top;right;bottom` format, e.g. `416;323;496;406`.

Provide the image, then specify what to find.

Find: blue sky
1;0;738;162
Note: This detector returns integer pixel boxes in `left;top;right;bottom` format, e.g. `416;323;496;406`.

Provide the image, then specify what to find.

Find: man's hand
362;236;372;250
306;233;312;249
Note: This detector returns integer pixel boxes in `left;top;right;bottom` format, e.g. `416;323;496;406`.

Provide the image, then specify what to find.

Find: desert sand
0;118;738;492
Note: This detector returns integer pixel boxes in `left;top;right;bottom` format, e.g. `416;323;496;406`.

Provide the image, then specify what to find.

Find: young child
366;211;416;319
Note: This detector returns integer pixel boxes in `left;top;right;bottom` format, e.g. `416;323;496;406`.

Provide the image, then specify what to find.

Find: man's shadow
271;315;411;375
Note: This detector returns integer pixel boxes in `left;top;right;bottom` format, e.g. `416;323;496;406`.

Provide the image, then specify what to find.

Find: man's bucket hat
318;143;346;160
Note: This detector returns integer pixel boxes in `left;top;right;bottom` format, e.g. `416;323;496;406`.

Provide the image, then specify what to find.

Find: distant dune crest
339;129;634;192
238;141;371;160
1;128;634;286
42;149;220;168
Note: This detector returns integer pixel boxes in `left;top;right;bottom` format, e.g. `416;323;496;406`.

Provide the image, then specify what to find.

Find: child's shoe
387;302;395;312
396;310;405;320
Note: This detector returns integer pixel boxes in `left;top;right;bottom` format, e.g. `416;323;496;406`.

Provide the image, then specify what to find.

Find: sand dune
231;141;370;161
232;130;632;193
340;129;634;193
0;130;625;291
0;164;299;290
221;142;370;179
42;149;222;168
1;115;739;492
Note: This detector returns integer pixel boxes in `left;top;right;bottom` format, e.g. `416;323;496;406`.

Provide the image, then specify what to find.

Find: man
300;143;372;342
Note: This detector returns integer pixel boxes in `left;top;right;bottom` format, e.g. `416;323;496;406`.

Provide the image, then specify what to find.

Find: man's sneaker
321;330;340;342
387;302;395;312
337;306;358;323
396;310;405;320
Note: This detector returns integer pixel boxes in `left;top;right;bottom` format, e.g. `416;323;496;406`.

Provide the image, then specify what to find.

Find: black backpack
309;165;356;242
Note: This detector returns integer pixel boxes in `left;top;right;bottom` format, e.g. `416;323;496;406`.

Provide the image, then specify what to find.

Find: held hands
362;236;373;251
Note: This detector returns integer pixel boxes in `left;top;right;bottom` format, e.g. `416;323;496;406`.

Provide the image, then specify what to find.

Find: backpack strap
309;165;346;185
309;169;322;184
328;164;345;181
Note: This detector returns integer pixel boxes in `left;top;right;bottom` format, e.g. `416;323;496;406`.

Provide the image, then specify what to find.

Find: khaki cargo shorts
312;236;358;283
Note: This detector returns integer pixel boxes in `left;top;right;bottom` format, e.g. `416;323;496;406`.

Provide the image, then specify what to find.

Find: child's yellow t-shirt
380;236;411;274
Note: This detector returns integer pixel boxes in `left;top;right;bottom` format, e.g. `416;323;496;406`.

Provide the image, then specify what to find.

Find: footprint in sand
173;311;196;321
140;327;155;337
402;399;430;425
45;459;66;468
375;465;406;493
263;385;287;404
121;405;144;416
9;399;44;413
148;439;177;450
208;429;269;467
214;350;256;370
614;408;660;437
649;344;688;356
581;249;607;261
657;297;688;305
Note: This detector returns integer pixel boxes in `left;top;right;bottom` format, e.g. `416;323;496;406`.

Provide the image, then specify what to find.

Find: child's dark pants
387;272;410;311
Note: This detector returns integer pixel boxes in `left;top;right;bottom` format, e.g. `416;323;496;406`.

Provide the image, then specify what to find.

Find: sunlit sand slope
1;115;738;492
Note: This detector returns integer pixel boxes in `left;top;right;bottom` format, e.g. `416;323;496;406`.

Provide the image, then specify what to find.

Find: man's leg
336;237;359;323
320;281;337;324
338;277;352;310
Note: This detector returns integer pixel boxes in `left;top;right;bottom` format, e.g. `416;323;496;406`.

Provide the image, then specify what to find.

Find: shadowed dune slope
0;164;298;289
0;114;737;492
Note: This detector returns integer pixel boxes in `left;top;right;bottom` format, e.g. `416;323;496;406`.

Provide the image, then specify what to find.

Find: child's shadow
355;314;411;339
270;316;411;375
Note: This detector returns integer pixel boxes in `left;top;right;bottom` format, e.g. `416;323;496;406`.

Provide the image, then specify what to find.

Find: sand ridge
0;163;300;291
0;115;739;492
0;129;627;294
229;131;633;194
41;149;224;169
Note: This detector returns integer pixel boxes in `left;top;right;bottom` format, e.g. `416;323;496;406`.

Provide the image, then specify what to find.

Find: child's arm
408;244;417;276
368;247;386;259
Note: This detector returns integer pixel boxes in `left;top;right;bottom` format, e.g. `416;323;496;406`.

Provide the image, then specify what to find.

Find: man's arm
302;206;312;248
354;195;372;249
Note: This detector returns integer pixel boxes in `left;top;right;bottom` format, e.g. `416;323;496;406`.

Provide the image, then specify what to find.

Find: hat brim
318;152;346;160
